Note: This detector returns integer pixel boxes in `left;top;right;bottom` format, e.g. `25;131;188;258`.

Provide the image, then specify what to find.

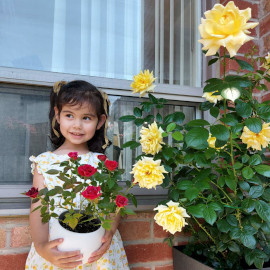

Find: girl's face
55;103;106;149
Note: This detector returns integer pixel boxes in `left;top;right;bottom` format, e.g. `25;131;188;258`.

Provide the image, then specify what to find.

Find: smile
70;132;84;136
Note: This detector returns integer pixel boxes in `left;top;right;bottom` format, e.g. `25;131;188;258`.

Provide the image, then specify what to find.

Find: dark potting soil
59;212;101;233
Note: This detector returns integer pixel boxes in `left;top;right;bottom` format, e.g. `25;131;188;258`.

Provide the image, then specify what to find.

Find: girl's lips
70;132;84;137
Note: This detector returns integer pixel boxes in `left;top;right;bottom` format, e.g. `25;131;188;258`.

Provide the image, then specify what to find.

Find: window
0;0;212;213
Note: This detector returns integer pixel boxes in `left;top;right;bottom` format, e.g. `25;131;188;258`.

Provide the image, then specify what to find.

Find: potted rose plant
120;2;270;269
24;152;136;264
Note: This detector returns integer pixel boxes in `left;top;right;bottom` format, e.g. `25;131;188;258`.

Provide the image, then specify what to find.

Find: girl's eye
83;116;91;120
66;114;73;118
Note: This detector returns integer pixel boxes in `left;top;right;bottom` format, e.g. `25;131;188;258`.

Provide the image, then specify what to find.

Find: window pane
0;0;201;86
0;85;200;185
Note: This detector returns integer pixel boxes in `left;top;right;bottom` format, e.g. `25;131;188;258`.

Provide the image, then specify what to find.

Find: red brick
260;13;270;38
0;229;6;248
125;243;172;264
262;92;270;102
0;216;29;224
153;222;171;238
260;0;270;17
155;265;174;270
118;221;150;241
11;226;32;248
0;253;28;270
238;40;259;55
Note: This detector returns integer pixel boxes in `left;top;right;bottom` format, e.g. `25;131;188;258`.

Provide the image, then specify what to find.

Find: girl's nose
73;119;82;128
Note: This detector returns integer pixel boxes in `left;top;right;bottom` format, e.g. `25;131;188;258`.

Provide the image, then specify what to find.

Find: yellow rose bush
154;201;190;234
120;2;270;269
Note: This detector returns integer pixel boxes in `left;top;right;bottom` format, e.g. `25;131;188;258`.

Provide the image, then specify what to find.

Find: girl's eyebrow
62;110;96;117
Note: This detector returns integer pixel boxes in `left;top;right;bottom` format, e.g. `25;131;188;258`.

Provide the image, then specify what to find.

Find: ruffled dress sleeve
29;152;51;176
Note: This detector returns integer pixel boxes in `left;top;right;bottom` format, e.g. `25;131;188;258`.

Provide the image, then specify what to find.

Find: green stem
193;216;216;244
210;181;233;203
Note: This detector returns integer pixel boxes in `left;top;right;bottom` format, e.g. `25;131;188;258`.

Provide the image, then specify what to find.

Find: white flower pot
49;216;105;264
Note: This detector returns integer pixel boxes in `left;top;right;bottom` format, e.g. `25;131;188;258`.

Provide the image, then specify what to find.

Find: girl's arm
87;212;122;263
30;166;83;268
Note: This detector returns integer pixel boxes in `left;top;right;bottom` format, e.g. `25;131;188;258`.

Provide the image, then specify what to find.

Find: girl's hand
35;238;83;269
87;230;113;263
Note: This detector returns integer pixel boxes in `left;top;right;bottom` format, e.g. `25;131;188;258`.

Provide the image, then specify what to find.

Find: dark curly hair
49;80;111;153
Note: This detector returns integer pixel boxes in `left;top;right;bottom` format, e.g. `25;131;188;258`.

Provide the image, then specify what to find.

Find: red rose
25;187;39;198
104;160;118;171
68;152;78;160
115;195;128;207
81;186;101;200
78;164;97;177
97;155;107;161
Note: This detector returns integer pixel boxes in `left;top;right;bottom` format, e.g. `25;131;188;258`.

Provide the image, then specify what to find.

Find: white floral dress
25;151;129;270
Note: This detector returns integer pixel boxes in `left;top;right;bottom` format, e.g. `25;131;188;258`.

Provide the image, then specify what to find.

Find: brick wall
0;212;189;270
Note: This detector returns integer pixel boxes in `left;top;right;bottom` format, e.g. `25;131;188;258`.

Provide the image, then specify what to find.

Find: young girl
25;80;129;270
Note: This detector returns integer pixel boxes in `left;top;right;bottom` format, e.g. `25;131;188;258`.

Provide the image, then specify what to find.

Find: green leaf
249;186;264;199
227;215;238;227
186;119;210;127
233;162;243;169
244;118;262;133
210;125;230;141
185;187;199;201
238;181;250;191
133;107;142;117
240;234;256;249
173;112;185;124
124;208;136;215
210;107;220;118
200;101;214;111
208;58;218;66
255;200;270;222
217;219;231;233
162;147;174;161
242;167;254;180
172;131;183;141
156;113;162;122
203;207;217;225
185;127;209;149
235;59;254;71
209;202;223;211
228;242;240;253
254;164;270;177
242;198;256;213
166;123;176;132
232;123;243;133
262;188;270;201
122;140;140;149
225;176;237;191
177;180;193;190
217;176;225;187
142;102;152;112
220;115;238;126
187;204;206;218
248;154;262;166
134;118;144;126
46;169;59;175
164;114;174;124
148;93;158;104
170;189;180;201
235;100;252;118
242;154;250;163
119;115;136;122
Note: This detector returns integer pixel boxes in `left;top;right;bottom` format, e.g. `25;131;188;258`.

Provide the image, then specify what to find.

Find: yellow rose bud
202;91;223;104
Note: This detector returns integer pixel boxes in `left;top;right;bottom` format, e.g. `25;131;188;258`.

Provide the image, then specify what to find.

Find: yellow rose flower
202;91;223;104
154;201;190;234
130;157;167;189
198;1;258;57
240;122;270;151
140;121;164;155
261;52;270;74
131;70;156;97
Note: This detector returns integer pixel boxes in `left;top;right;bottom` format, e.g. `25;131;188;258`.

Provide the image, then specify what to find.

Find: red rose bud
25;187;39;198
81;186;101;200
104;160;118;171
97;155;107;161
68;152;78;160
78;164;97;177
115;195;128;207
132;178;138;185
